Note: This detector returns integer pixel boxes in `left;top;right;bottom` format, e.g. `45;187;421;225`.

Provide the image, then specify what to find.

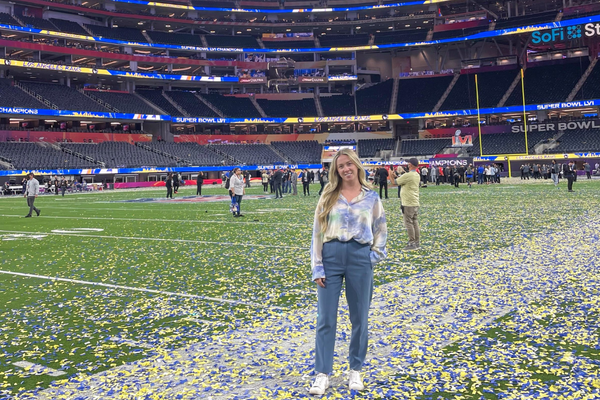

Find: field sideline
0;180;598;399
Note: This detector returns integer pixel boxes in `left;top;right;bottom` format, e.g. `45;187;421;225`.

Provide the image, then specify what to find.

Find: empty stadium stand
84;24;148;43
397;75;454;113
84;91;160;114
0;79;46;109
20;82;110;112
374;30;428;45
574;62;600;101
16;15;57;30
62;142;176;168
356;80;394;115
0;12;19;25
548;129;600;153
209;143;284;164
137;90;185;117
319;34;369;47
257;99;317;117
440;69;519;110
270;141;322;164
0;142;98;170
49;18;89;35
141;142;226;165
321;95;355;116
400;138;452;156
146;31;204;47
202;94;261;118
166;91;220;117
505;59;589;106
357;138;396;158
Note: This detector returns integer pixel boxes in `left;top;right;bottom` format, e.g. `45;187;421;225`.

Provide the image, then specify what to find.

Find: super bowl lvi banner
451;130;473;147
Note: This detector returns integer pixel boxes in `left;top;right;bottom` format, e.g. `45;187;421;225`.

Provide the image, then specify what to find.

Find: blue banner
117;0;452;14
0;106;170;120
2;14;600;53
0;164;324;176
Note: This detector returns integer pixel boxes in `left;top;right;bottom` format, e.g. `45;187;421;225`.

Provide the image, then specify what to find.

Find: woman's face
337;154;359;184
235;169;241;176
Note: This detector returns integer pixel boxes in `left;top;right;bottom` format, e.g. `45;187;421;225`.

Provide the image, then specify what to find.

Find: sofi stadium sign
532;23;600;44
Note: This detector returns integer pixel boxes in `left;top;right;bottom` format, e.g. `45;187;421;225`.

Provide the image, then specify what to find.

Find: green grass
0;180;599;398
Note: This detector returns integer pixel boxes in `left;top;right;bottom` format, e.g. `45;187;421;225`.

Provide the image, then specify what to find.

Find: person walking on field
196;171;204;195
172;172;179;194
309;149;387;396
24;173;41;218
229;167;245;217
165;173;173;199
396;158;421;251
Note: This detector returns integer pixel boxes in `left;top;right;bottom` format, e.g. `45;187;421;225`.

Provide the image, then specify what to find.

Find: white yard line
0;214;307;227
0;269;285;310
0;229;308;250
12;361;67;377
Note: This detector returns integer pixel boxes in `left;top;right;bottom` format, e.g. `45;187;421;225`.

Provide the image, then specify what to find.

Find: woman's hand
314;278;326;288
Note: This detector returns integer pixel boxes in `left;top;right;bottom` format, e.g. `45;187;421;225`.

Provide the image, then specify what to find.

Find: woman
309;149;387;395
229;167;245;217
465;164;474;188
261;170;269;193
196;171;204;196
302;168;310;196
165;173;173;199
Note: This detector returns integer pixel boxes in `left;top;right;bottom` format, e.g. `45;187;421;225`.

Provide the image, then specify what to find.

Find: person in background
302;168;311;196
229;167;245;217
318;166;328;196
477;164;484;185
196;171;204;195
420;164;428;187
309;148;387;396
551;160;560;188
291;169;298;196
245;171;252;188
396;158;421;251
261;170;269;193
273;167;283;199
173;172;180;194
377;166;389;199
60;177;67;196
564;161;576;192
584;162;591;180
466;164;474;188
165;173;173;199
24;173;41;218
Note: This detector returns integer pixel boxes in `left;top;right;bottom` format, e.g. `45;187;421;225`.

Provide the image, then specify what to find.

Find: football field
0;180;598;399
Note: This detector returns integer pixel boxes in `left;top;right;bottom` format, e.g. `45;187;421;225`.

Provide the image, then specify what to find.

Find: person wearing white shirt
24;173;41;218
228;167;245;217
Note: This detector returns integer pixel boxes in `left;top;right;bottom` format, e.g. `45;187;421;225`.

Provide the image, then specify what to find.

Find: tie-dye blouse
311;187;387;280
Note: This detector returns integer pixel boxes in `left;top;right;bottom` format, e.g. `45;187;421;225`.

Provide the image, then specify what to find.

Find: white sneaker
309;373;329;395
348;370;365;391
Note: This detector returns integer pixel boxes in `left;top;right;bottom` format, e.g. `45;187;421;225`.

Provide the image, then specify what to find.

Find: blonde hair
317;148;370;232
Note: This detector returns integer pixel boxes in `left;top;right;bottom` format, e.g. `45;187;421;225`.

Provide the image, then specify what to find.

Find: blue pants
315;240;373;374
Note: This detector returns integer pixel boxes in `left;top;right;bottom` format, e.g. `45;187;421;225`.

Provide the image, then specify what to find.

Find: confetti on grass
0;182;598;399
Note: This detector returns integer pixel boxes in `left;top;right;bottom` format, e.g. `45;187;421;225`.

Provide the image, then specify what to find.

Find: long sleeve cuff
312;264;325;281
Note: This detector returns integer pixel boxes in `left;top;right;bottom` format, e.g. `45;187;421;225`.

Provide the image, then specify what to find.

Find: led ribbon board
0;106;170;120
113;0;452;14
0;59;239;82
1;14;600;53
172;99;600;124
0;164;324;176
